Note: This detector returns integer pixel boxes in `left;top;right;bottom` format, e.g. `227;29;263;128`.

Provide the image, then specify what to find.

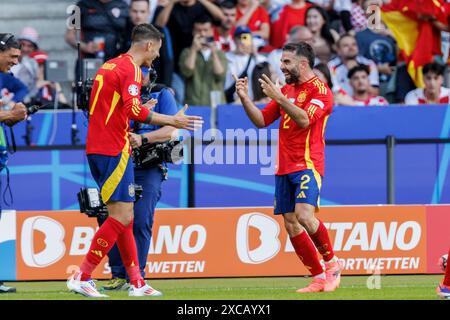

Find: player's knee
283;216;303;237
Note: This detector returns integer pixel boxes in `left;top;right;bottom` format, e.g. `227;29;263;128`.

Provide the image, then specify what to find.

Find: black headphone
0;33;14;51
149;67;157;87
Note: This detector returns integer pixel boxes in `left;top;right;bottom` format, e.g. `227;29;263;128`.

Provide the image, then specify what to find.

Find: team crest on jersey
128;84;139;96
297;91;307;104
128;183;135;197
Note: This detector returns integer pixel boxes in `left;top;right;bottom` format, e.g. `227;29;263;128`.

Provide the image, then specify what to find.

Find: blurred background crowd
2;0;450;110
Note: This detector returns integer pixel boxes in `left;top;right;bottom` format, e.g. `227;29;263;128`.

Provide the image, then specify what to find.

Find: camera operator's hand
4;102;27;127
173;104;203;131
129;132;143;149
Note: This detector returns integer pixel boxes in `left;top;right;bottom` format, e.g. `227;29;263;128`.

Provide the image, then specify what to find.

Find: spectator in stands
125;0;152;49
355;0;397;84
350;0;366;33
313;62;355;105
10;27;40;102
214;1;238;52
28;51;68;108
0;73;29;108
125;0;174;87
267;26;314;84
345;64;388;106
179;16;227;106
65;0;129;62
404;62;450;105
251;61;276;104
328;33;380;96
154;0;225;103
305;6;339;63
224;26;267;103
235;0;270;49
308;0;354;33
265;0;289;16
270;0;313;48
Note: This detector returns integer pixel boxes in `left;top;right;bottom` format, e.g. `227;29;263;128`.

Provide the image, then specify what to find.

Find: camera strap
0;126;14;208
7;127;16;154
2;166;13;207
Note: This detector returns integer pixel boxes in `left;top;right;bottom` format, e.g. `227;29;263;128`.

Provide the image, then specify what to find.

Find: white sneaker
128;283;163;297
67;276;109;298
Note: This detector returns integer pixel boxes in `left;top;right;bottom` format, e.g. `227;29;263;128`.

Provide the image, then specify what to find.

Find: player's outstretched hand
233;74;249;100
143;98;157;110
258;74;283;102
173;104;203;131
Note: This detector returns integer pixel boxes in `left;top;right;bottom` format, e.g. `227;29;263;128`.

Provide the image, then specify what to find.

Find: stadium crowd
2;0;450;109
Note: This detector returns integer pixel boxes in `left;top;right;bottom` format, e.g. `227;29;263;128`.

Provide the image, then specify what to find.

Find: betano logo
236;213;281;264
21;216;66;268
68;224;207;256
236;214;423;264
322;221;422;252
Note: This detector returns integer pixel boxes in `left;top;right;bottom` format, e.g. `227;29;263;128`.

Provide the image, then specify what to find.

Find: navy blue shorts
274;169;322;215
87;151;135;203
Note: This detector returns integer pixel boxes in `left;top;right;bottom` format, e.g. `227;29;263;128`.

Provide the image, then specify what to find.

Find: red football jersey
236;6;270;34
86;54;150;156
269;3;313;48
261;76;333;176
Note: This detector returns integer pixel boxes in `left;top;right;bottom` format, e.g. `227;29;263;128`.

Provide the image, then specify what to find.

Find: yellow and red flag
381;0;447;88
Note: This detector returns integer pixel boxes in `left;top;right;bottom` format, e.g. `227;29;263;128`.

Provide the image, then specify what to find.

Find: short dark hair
131;24;163;43
283;42;315;69
0;33;21;52
193;15;213;25
314;63;333;89
336;33;355;48
252;62;272;101
423;62;445;77
220;0;236;9
348;64;370;79
130;0;149;5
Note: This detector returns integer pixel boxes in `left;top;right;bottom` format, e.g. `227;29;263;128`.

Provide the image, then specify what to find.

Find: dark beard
285;72;300;84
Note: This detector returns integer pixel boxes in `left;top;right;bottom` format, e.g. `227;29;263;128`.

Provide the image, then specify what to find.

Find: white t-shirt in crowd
224;52;267;101
328;55;380;96
404;87;450;105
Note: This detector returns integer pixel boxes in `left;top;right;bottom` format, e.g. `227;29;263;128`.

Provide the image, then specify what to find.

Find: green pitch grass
0;275;445;300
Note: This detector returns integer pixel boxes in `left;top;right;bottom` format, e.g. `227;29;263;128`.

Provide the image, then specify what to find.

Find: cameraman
101;67;178;291
0;33;28;294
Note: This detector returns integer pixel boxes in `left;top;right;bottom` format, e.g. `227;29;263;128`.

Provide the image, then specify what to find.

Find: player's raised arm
233;74;266;128
259;74;310;128
146;104;203;131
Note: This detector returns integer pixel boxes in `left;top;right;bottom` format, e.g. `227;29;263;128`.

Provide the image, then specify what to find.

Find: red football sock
290;231;324;276
79;217;125;281
444;249;450;286
310;220;335;262
116;220;145;288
